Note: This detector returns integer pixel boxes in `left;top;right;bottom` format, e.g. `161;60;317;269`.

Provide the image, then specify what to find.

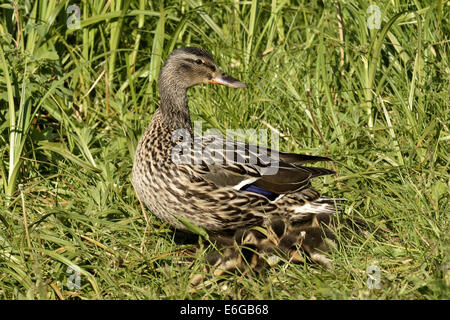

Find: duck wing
176;134;334;196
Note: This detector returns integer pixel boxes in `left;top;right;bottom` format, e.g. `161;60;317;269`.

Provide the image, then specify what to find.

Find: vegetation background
0;0;448;299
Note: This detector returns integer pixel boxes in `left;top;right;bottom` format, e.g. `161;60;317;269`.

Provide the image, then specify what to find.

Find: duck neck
158;78;192;132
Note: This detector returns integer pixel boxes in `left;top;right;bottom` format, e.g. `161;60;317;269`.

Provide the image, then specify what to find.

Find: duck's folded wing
177;135;334;195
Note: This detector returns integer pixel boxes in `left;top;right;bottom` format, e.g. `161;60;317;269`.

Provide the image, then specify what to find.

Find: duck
132;46;340;276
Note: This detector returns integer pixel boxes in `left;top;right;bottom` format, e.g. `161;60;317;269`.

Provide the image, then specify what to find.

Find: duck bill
209;74;248;88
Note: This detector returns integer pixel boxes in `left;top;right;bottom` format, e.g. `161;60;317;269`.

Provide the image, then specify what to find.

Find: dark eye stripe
179;63;193;72
184;58;201;64
183;58;216;72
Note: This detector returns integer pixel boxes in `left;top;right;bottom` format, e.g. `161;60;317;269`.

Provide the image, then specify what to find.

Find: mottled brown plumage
132;47;341;280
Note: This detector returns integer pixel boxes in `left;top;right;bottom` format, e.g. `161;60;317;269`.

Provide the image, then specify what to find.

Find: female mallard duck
132;47;339;273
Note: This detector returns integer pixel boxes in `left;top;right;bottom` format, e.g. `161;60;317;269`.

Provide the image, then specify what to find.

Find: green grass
0;0;448;299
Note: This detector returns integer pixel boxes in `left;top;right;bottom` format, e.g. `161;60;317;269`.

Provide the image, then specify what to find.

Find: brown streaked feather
187;135;335;194
278;151;332;164
252;164;334;194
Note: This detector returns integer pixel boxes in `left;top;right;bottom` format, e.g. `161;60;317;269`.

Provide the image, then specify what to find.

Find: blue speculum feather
242;184;279;201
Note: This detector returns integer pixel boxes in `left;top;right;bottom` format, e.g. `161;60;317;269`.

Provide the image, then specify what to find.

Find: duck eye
195;59;203;65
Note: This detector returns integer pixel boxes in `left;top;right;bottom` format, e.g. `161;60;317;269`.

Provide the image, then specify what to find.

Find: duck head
159;46;247;91
157;47;247;127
